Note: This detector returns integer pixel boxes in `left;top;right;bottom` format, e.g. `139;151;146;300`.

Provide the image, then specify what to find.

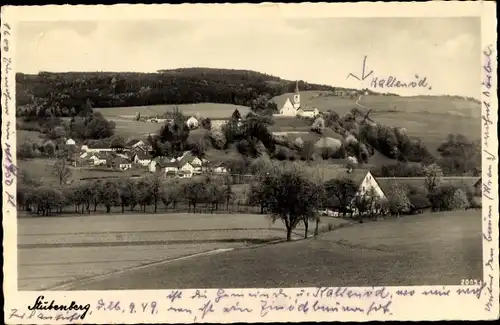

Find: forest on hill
16;68;336;118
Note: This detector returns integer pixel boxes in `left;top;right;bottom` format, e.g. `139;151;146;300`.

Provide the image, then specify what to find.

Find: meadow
272;91;482;153
18;159;148;185
17;212;350;290
63;209;482;289
92;102;250;138
95;102;250;120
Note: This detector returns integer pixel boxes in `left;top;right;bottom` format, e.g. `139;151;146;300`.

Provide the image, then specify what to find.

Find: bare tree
52;157;72;186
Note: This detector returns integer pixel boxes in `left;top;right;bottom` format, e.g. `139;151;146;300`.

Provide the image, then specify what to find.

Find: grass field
17;213;350;290
95;103;251;120
272;91;481;153
62;209;482;289
17;130;44;144
94;103;250;138
18;159;148;185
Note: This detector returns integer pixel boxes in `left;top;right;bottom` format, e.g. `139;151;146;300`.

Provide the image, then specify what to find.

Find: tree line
18;161;479;241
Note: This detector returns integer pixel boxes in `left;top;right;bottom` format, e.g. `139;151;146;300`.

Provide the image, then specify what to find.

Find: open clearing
94;103;250;138
18;159;148;185
272;91;481;153
18;213;349;290
95;103;250;120
62;210;482;289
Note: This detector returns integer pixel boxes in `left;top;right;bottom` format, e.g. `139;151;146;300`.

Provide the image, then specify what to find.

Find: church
275;81;320;118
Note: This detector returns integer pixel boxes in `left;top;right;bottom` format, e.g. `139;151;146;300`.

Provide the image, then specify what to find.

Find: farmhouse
209;162;228;174
149;156;169;173
131;151;152;166
297;107;320;118
87;152;108;166
81;144;115;153
114;157;132;171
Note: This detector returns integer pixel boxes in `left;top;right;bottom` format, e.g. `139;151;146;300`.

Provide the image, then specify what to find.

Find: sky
16;17;481;98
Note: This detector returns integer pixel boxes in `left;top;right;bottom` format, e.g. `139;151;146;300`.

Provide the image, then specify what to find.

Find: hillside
15;68;335;117
272;91;481;153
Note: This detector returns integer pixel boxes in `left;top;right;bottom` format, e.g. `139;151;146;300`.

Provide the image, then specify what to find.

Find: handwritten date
96;299;158;315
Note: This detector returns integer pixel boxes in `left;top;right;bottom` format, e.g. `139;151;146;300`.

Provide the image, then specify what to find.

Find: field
18;159;148;185
92;103;250;138
17;130;44;144
60;209;482;289
95;103;250;119
272;91;481;153
17;213;350;290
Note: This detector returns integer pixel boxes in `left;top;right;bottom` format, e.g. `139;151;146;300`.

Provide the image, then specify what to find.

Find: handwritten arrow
347;56;374;81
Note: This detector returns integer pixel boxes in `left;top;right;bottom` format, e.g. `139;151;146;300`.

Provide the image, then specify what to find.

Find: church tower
293;80;301;109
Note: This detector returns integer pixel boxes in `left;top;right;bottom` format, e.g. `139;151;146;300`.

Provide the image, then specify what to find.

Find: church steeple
293;80;300;109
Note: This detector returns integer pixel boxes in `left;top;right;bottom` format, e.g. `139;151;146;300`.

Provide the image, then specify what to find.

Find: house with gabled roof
149;156;171;173
131;151;152;166
113;156;132;171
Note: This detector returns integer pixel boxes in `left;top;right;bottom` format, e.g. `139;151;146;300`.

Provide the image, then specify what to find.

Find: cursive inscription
370;74;432;91
2;22;16;211
481;43;497;314
27;295;91;320
347;56;433;91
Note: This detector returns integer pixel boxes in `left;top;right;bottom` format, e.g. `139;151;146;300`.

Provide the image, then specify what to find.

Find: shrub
451;188;470;210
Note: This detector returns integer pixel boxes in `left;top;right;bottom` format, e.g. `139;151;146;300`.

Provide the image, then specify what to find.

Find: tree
354;187;379;221
451;188;470;210
201;117;212;130
52;157;72;186
323;178;358;216
181;180;207;213
147;173;163;213
387;183;411;218
44;141;56;157
110;136;126;149
209;128;227;150
423;163;443;192
259;169;322;241
299;140;315;161
119;179;138;213
231;109;242;121
310;116;325;134
437;134;481;175
99;180;121;213
32;186;66;216
18;141;36;160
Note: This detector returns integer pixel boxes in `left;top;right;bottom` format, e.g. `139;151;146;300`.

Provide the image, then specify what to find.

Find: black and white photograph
2;2;498;323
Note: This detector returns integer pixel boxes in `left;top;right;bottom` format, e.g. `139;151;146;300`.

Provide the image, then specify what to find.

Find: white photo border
2;2;499;323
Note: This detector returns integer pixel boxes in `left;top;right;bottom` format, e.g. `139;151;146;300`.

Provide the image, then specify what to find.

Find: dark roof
164;161;179;168
126;139;142;146
375;177;480;195
87;143;110;149
312;168;369;185
114;157;131;165
93;152;111;160
133;151;151;160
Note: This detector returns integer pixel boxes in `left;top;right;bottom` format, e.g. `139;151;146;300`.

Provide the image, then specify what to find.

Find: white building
297;107;320;118
65;138;76;146
186;116;199;129
88;153;107;166
132;152;152;166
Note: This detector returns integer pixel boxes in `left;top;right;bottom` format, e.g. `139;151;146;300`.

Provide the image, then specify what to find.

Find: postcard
2;2;498;323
